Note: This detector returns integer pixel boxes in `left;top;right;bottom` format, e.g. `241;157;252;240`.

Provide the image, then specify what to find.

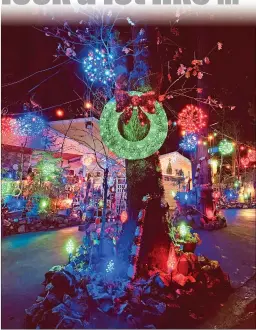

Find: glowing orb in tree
248;149;256;163
120;210;128;223
39;163;56;178
1;117;17;134
13;113;46;137
100;91;168;160
241;157;250;167
218;139;234;156
177;105;207;133
179;133;198;151
39;198;49;210
84;49;115;85
81;155;95;166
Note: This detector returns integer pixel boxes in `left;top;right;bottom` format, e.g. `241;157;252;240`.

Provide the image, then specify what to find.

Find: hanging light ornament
210;159;218;175
13;113;46;137
81;155;95;166
179;133;198;151
1;117;17;135
83;49;115;85
218;139;234;156
177;104;207;133
248;149;256;163
241;157;250;167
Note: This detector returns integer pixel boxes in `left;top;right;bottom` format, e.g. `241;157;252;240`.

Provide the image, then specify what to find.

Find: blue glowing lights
13;113;46;137
179;133;198;151
83;49;115;85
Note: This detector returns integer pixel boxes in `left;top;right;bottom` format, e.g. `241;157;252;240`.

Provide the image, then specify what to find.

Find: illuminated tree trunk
118;27;170;274
194;30;214;220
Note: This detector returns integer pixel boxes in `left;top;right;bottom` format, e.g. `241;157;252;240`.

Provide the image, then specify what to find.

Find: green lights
100;91;168;160
218;139;234;156
179;223;188;238
66;239;75;255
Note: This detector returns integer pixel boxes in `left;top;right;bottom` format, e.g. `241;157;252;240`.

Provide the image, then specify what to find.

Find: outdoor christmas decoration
210;159;218;175
83;49;115;84
106;259;115;273
177;104;207;133
1;117;16;134
241;157;250;167
13;113;46;137
100;91;168;160
120;210;128;223
179;133;198;151
248;149;256;163
66;239;75;255
218;139;234;156
81;154;95;166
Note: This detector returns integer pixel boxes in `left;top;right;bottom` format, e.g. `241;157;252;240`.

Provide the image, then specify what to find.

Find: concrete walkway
1;209;256;329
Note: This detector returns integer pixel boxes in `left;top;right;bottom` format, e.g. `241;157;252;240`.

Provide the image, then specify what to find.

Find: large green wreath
100;91;168;160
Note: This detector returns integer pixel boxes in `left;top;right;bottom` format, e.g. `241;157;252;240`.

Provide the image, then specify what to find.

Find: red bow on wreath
115;90;158;126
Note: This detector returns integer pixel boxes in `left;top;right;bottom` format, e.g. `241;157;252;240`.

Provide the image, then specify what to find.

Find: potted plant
169;223;202;253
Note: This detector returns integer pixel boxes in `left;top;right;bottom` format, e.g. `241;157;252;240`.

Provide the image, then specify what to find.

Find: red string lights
177;104;207;133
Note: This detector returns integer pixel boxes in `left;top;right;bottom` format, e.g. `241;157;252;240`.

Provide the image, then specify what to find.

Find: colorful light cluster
218;139;234;156
84;49;115;85
13;113;46;137
179;133;198;151
177;105;207;133
38;162;57;179
100;91;168;160
106;259;115;273
66;239;75;255
81;155;95;167
248;149;256;163
1;117;16;135
241;157;250;167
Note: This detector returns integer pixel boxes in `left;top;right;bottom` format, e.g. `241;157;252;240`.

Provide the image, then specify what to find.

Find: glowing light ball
234;180;240;188
120;210;128;223
98;200;104;208
66;239;75;255
39;199;49;209
179;223;188;238
81;155;95;166
1;117;16;135
84;49;115;85
241;157;250;167
56;108;64;117
13;113;46;137
218;139;234;156
248;149;256;163
106;260;115;273
179;133;198;151
100;91;168;160
39;162;57;178
177;105;207;133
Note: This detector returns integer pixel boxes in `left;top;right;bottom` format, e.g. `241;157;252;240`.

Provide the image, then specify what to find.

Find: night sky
1;24;255;153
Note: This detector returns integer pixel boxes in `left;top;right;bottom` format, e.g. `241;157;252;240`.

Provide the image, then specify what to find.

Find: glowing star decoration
177;105;207;133
179;223;188;238
66;239;75;256
241;157;250;167
83;49;115;85
100;91;168;160
106;260;115;273
81;155;95;166
13;113;45;137
120;210;128;223
179;133;198;151
218;139;234;156
248;149;256;163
